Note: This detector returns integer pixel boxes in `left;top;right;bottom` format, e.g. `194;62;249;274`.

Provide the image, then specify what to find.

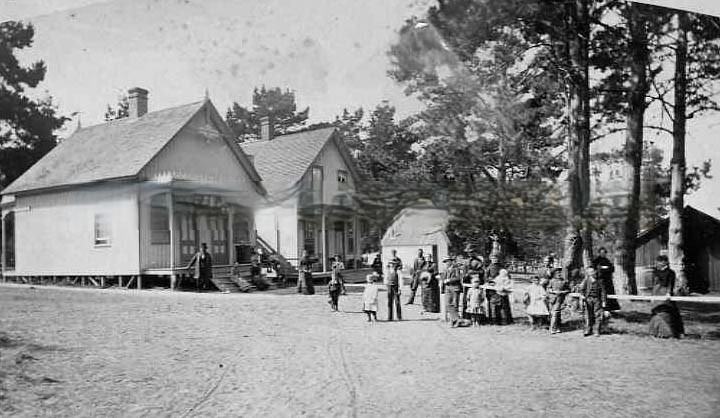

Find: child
547;268;570;334
524;276;549;329
362;272;380;322
328;273;342;311
465;278;484;327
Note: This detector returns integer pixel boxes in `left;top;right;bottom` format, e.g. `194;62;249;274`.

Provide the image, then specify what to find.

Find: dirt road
1;284;719;417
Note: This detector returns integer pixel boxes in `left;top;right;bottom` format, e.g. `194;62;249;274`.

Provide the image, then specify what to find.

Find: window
150;194;170;244
337;170;349;190
312;166;323;199
94;213;112;246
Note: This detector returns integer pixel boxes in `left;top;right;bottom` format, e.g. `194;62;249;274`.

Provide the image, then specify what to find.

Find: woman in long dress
297;250;316;295
420;256;440;313
648;255;684;338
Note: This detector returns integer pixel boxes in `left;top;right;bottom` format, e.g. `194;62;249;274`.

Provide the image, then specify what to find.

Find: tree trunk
669;12;688;294
618;3;649;295
563;0;592;279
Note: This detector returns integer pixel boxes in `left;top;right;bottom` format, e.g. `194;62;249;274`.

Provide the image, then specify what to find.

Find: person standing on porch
187;243;213;291
405;249;427;305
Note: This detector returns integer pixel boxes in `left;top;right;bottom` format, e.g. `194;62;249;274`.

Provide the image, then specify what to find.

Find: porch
139;181;256;287
297;204;369;272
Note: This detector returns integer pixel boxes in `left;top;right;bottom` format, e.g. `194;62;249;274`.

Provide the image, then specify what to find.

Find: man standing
187;243;213;291
578;267;607;336
405;249;426;305
442;256;462;327
592;247;620;311
385;259;402;321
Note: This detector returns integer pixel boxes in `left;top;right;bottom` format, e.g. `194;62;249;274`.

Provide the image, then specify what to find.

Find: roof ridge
77;100;205;131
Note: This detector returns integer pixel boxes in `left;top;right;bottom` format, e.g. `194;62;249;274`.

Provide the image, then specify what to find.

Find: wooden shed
381;201;451;277
635;206;720;293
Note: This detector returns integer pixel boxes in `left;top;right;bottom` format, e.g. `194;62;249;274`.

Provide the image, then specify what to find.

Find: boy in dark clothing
547;268;570;334
578;267;607;336
385;260;402;321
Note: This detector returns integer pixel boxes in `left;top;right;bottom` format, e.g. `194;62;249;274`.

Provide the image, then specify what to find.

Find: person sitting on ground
465;277;484;327
648;255;685;339
577;267;607;337
362;272;380;322
547;268;570;334
524;276;549;330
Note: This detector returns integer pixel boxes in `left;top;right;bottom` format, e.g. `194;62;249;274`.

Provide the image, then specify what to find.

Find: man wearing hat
385;256;402;321
405;248;427;305
442;255;462;327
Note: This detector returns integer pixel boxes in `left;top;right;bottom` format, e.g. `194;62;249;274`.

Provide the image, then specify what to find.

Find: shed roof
241;127;357;198
3;100;262;195
636;205;720;245
381;203;450;247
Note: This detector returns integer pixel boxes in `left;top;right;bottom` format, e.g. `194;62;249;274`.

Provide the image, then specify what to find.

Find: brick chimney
260;116;273;141
128;87;149;118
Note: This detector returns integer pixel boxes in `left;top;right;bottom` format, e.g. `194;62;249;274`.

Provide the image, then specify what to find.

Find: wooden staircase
256;236;299;276
208;264;252;293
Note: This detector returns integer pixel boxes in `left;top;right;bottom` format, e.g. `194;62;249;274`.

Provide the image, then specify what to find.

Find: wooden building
240;125;365;271
381;202;451;276
1;88;265;287
635;206;720;293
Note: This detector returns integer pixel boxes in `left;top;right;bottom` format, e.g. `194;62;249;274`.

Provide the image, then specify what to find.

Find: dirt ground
1;283;719;418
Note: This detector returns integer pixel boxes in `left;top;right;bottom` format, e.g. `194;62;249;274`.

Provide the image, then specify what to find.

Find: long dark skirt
602;275;621;311
421;279;440;313
297;271;315;295
649;301;684;338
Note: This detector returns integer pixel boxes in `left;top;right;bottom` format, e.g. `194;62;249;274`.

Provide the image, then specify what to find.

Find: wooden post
167;191;176;290
353;215;360;271
1;211;5;283
137;275;142;290
321;207;327;272
100;276;105;287
118;276;123;288
228;207;234;265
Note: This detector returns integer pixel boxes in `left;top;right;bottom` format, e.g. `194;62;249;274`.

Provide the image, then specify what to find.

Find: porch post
321;207;327;272
1;211;5;282
167;190;176;290
353;215;360;271
228;207;234;265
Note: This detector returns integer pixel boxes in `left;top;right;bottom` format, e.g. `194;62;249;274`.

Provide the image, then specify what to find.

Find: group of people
357;247;685;339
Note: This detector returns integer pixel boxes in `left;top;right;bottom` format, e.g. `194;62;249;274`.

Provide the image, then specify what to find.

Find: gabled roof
240;127;359;198
636;205;720;244
2;100;263;195
381;201;450;247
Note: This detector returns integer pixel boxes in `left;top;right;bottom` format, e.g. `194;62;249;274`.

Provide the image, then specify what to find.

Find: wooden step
209;276;241;293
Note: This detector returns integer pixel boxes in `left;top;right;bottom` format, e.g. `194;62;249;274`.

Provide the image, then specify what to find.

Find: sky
1;0;719;215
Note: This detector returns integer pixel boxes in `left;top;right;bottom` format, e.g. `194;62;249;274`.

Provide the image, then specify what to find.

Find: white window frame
94;213;112;247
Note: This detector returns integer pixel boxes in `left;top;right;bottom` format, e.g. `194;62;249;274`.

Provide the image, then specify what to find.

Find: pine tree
0;21;68;189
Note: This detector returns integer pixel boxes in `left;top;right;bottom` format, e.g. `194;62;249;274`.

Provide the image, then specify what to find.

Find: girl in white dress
362;272;380;322
524;276;549;329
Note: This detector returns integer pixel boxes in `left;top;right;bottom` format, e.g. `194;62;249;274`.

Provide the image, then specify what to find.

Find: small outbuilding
635;206;720;293
380;201;450;276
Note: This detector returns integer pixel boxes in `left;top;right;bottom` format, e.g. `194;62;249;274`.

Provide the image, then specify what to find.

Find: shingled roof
3;100;261;195
240;127;346;197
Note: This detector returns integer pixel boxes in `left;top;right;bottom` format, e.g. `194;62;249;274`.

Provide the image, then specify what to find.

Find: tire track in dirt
325;318;360;418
